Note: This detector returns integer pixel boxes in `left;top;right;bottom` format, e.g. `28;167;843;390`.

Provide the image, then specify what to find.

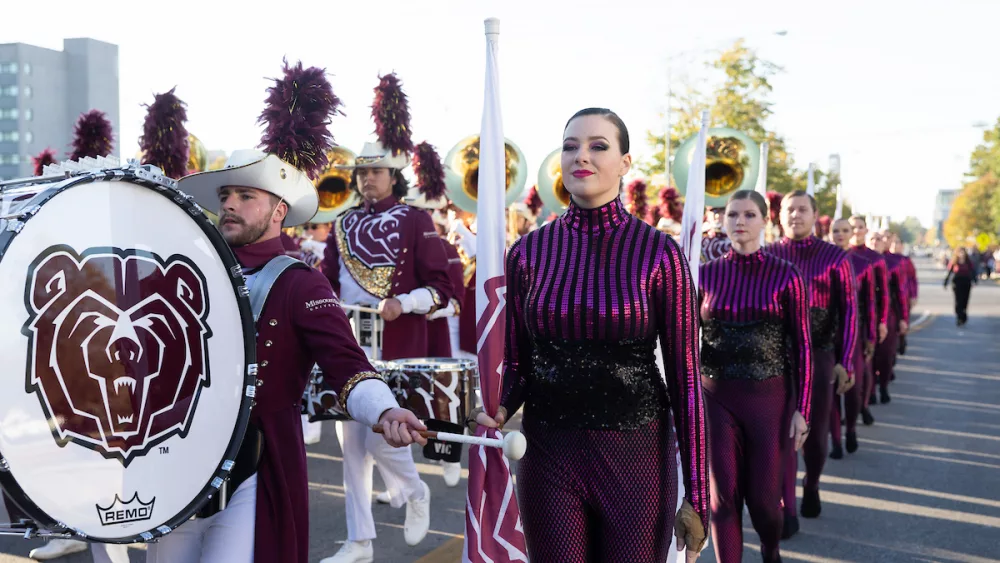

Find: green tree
887;216;926;244
642;40;804;194
943;174;999;247
969;117;1000;180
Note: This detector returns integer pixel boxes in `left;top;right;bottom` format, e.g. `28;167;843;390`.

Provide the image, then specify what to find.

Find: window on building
23;63;31;75
0;109;17;120
1;86;17;97
25;132;33;143
10;154;19;165
23;86;31;98
24;109;31;121
0;63;17;74
0;131;19;142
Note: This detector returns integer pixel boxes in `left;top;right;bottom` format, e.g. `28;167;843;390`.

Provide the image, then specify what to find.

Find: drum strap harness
198;255;308;519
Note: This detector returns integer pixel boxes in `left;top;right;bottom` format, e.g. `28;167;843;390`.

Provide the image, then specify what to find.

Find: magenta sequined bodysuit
831;251;878;444
501;197;708;563
698;249;812;563
767;236;857;515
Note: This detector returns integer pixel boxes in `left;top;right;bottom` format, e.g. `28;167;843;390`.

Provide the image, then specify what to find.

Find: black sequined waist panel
701;319;787;381
525;338;667;430
810;307;836;352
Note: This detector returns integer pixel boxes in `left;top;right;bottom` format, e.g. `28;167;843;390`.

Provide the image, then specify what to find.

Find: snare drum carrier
0;161;256;544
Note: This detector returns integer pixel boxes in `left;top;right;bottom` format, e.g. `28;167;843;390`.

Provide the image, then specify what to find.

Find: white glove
428;302;457;320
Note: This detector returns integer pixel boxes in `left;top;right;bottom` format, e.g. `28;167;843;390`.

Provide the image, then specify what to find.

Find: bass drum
0;163;256;543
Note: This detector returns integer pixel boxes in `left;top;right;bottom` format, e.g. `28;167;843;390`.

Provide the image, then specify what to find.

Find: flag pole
755;142;770;245
464;17;528;563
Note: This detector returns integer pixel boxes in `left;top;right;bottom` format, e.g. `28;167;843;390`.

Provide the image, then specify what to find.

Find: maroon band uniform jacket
235;237;390;563
323;196;454;361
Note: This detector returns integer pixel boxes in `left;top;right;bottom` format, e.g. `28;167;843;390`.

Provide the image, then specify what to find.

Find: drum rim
394;356;478;370
0;167;257;544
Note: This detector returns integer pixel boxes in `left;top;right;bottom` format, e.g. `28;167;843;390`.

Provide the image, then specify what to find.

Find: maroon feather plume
817;215;832;238
371;73;414;157
523;185;543;217
658;186;682;222
32;148;57;176
412;141;446;201
70;110;114;160
766;191;784;224
258;59;343;180
139;87;189;178
624;179;649;221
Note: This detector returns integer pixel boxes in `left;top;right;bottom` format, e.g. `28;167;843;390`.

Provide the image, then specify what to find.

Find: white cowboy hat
336;141;409;170
177;149;319;227
403;185;447;210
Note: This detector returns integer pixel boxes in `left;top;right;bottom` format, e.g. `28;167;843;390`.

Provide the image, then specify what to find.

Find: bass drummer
147;144;425;563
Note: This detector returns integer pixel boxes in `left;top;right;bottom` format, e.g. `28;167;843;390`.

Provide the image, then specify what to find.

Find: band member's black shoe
880;387;891;404
781;514;799;539
869;392;877;405
830;442;844;459
846;431;859;454
801;487;821;518
862;408;875;426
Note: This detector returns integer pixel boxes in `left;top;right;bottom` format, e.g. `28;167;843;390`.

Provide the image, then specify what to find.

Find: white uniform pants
145;473;257;563
336;420;423;541
90;543;130;563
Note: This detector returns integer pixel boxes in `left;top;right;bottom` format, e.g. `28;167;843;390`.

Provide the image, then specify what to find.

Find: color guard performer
872;231;910;401
700;190;812;563
701;205;732;262
829;218;877;454
148;61;422;563
847;216;890;419
767;191;857;533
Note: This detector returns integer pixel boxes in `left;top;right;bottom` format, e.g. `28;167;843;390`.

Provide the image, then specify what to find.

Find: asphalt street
1;257;997;562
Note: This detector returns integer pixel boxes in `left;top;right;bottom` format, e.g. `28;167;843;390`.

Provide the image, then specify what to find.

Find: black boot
846;430;858;454
801;487;821;518
869;392;877;405
762;546;783;563
830;442;844;459
880;387;891;404
862;408;875;425
781;514;799;539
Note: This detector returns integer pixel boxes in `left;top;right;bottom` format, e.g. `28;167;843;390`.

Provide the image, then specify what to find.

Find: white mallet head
502;430;527;460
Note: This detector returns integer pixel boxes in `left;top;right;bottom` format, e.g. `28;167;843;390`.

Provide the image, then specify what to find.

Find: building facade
933;189;960;235
0;38;118;180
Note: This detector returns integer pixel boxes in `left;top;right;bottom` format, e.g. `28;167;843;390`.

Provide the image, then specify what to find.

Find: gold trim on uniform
425;286;444;312
335;217;396;298
339;370;385;413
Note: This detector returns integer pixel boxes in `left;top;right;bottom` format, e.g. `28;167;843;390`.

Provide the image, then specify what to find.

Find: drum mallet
373;426;527;460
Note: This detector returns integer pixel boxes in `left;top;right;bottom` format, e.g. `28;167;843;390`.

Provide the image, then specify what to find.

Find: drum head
0;173;254;542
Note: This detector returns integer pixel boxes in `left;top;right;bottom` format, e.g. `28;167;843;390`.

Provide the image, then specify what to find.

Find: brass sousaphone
310;146;360;223
444;135;528;214
536;147;570;216
672;127;760;207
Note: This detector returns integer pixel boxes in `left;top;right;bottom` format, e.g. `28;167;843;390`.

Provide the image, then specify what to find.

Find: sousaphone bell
672;127;760;208
311;146;360;223
537;147;570;215
444;134;528;214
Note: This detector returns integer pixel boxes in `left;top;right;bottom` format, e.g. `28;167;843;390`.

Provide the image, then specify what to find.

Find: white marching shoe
443;461;461;487
404;481;431;546
320;540;374;563
28;539;88;560
302;414;322;445
375;490;392;504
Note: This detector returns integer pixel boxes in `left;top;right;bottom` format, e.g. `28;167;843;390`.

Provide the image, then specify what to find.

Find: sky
6;0;999;227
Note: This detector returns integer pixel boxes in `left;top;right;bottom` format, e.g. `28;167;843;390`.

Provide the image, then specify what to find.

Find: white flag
679;110;709;286
464;17;528;563
806;162;816;197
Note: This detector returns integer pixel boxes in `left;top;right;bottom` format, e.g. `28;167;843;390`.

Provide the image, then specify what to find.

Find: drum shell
388;358;477;426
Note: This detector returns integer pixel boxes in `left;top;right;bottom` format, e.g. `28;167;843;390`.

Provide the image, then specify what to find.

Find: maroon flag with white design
464;17;528;563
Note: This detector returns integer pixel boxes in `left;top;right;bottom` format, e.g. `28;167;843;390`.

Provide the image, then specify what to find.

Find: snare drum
0;162;256;543
387;358;478;426
302;360;399;422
